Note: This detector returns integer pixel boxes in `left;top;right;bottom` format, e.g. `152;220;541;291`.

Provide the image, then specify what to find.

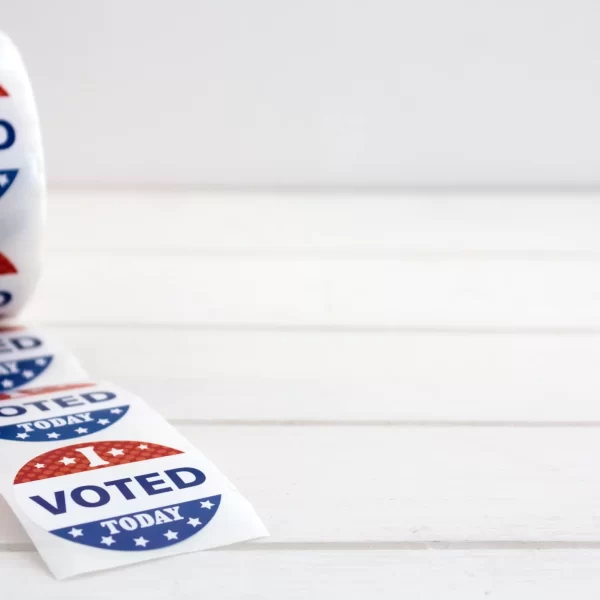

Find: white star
110;408;123;414
0;174;9;187
35;358;47;366
16;432;29;439
22;370;34;379
1;379;13;388
138;444;148;450
58;456;76;466
200;500;215;510
101;536;115;546
74;427;88;434
68;528;83;538
187;518;202;528
133;536;149;547
34;463;45;469
107;448;124;457
163;530;178;541
47;432;60;439
97;418;110;426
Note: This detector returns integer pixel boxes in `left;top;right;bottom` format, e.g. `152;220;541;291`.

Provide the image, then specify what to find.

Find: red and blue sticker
0;386;129;442
0;82;16;153
0;254;18;307
13;441;220;551
0;355;53;390
0;253;18;275
0;168;18;198
0;79;19;308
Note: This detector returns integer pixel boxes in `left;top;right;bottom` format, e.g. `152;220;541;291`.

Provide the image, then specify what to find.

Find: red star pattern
14;441;183;484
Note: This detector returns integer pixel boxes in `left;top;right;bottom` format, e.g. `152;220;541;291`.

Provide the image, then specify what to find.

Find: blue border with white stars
0;405;130;441
50;495;221;551
0;355;53;390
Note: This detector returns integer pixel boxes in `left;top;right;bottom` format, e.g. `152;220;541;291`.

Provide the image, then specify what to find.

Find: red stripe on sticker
14;441;184;484
0;382;96;402
0;85;8;97
0;253;17;275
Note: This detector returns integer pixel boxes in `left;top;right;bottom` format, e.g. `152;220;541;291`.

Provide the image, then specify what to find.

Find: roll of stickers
0;31;45;317
0;32;267;579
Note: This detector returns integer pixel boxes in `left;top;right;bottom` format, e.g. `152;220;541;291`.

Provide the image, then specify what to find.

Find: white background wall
2;0;600;188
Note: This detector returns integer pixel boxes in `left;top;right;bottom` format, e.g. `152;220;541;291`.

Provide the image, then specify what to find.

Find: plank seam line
34;323;600;335
171;419;600;428
4;541;600;553
46;183;600;193
45;249;600;260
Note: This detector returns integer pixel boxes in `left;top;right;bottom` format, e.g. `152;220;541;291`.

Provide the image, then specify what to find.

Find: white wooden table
3;191;600;596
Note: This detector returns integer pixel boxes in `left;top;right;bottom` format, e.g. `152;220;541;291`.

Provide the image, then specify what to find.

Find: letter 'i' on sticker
0;31;46;317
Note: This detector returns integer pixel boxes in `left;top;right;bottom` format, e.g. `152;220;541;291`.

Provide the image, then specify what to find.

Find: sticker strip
0;381;268;579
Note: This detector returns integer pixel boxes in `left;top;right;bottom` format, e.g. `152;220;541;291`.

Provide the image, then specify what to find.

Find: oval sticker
0;355;53;389
0;386;128;442
13;440;221;551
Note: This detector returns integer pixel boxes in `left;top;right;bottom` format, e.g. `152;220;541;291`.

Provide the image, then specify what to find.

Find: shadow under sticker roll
0;31;45;317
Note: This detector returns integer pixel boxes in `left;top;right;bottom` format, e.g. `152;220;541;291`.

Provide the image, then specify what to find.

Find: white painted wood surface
26;254;600;328
29;328;600;422
3;426;600;545
8;549;600;600
28;192;600;329
5;550;600;599
4;191;600;596
42;191;600;254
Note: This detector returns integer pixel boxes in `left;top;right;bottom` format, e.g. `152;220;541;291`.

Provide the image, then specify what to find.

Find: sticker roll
0;31;45;317
0;34;268;580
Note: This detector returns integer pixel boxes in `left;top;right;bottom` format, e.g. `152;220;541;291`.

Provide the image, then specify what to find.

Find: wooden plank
36;327;600;422
4;549;600;597
46;191;600;254
2;426;600;545
23;254;600;328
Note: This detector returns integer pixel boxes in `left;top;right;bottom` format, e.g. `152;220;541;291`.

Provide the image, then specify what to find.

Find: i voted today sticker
0;383;129;442
0;328;87;390
0;354;53;389
13;440;222;552
0;330;53;389
1;382;269;578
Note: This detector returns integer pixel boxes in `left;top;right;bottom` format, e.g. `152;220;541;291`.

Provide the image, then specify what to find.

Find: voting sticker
12;440;222;552
0;384;129;442
0;252;17;274
0;168;18;199
0;355;53;390
0;328;87;390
